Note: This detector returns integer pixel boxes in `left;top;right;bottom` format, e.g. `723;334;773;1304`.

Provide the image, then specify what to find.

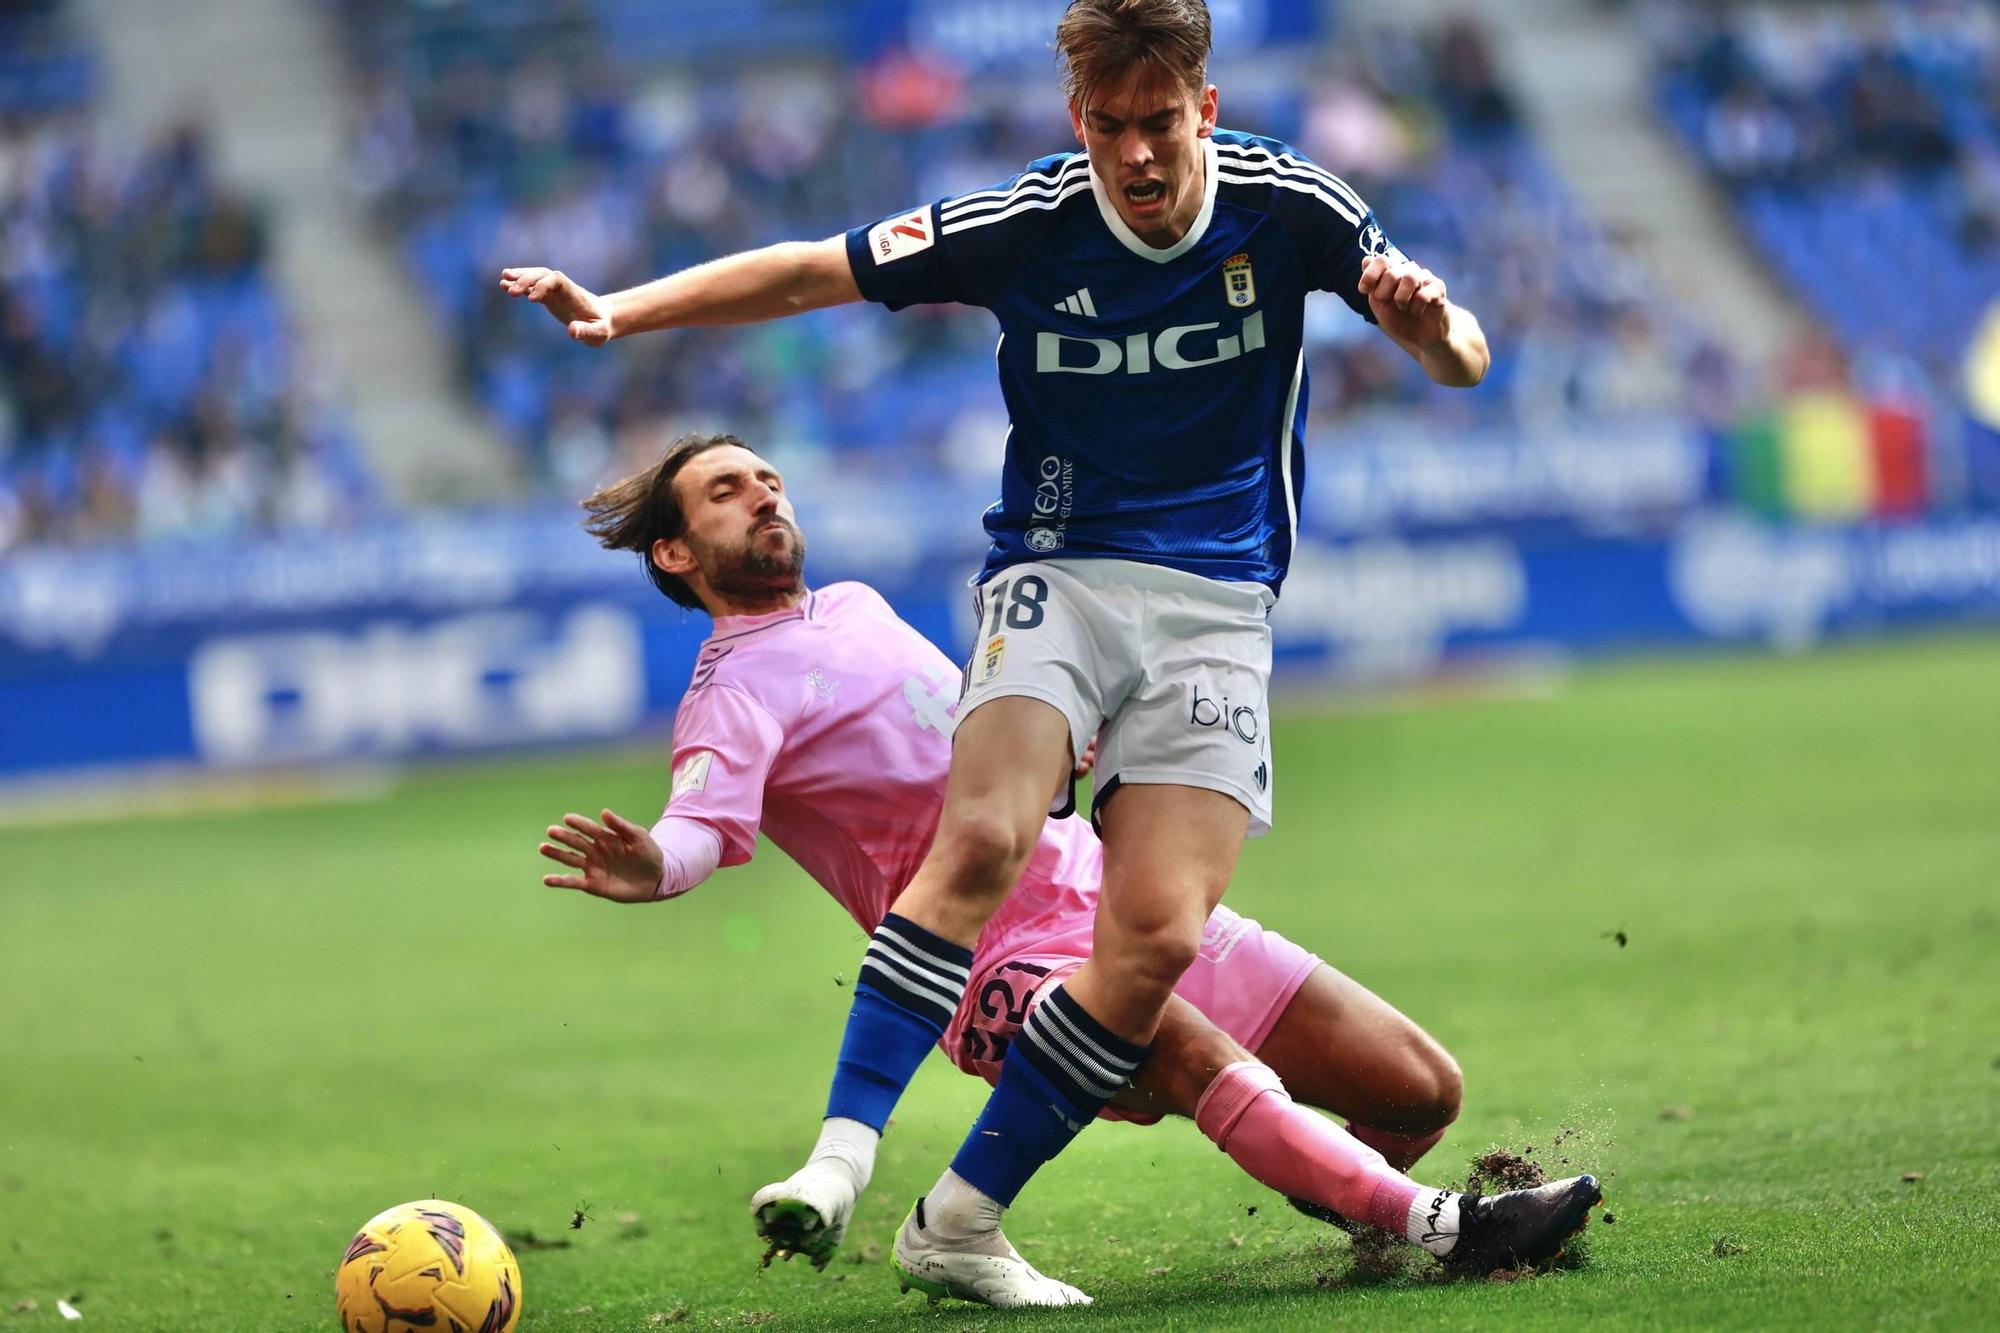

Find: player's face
662;446;806;608
1071;68;1218;246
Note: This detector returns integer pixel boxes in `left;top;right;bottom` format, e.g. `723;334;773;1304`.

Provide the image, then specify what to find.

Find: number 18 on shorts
957;558;1277;835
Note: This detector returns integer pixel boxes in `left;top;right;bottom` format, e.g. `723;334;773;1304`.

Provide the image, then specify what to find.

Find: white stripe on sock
874;921;971;981
860;946;961;1017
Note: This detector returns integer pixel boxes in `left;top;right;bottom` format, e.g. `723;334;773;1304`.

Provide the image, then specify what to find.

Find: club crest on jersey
1222;253;1256;309
977;635;1006;683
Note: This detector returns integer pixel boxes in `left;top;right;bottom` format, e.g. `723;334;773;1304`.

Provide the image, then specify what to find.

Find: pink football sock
1347;1122;1448;1173
1195;1061;1420;1235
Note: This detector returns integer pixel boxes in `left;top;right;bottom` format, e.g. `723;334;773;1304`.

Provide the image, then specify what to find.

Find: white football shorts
956;557;1276;835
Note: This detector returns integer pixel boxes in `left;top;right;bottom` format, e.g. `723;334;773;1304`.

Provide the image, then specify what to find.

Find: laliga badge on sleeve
1222;252;1256;308
670;750;713;801
868;208;934;265
977;635;1006;684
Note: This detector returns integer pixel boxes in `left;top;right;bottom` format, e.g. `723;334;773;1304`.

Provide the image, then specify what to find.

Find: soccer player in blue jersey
502;0;1598;1307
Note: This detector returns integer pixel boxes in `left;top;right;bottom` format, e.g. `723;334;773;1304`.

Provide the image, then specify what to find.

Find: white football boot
891;1198;1093;1308
750;1166;857;1270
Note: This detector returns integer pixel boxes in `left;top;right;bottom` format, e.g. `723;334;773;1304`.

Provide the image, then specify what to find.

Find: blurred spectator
1846;47;1956;174
1703;80;1805;186
1432;18;1519;140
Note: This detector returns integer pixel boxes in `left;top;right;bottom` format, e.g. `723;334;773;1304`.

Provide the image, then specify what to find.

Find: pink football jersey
659;583;1100;956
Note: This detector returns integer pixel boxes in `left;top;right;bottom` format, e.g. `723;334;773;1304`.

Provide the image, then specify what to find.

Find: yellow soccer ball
334;1199;522;1333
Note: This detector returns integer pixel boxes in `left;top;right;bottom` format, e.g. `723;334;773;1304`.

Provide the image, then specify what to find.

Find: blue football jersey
844;130;1403;595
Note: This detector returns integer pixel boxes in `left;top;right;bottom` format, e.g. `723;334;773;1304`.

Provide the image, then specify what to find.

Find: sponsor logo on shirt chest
1035;310;1266;375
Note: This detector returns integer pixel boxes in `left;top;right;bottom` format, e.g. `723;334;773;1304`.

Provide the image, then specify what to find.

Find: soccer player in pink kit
536;433;1602;1305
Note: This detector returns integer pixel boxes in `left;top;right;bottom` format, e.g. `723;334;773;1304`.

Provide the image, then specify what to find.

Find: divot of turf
1341;1224;1428;1287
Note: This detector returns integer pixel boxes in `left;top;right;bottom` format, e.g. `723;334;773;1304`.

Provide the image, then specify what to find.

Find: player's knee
1401;1038;1464;1132
933;805;1038;902
1103;909;1203;1002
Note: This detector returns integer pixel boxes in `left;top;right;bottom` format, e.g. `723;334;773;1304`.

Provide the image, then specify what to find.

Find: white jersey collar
1087;135;1218;264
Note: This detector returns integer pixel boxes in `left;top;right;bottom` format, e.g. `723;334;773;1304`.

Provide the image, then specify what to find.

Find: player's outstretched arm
500;236;861;346
538;809;670;903
1358;255;1490;389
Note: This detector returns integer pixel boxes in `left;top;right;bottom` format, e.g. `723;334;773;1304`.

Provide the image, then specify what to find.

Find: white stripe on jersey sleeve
939;159;1081;217
941;178;1094;236
944;177;1087;228
1215;168;1362;226
1214;142;1368;216
940;158;1090;222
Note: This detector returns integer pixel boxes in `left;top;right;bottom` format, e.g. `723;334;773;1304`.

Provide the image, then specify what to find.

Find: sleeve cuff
649;816;725;900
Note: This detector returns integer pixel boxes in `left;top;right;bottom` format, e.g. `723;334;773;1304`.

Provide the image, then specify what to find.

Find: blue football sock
824;912;973;1131
948;984;1150;1207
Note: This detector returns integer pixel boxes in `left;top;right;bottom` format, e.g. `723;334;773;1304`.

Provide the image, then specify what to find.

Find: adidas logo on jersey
1053;287;1098;317
1036;311;1266;376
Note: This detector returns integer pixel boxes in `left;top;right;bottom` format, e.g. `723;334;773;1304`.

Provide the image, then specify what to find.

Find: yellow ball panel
334;1199;521;1333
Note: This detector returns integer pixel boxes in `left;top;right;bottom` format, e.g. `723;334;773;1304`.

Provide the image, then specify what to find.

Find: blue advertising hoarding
5;482;1999;779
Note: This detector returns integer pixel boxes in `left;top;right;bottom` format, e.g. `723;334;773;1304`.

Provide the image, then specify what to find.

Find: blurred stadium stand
1650;0;2000;519
72;0;510;504
0;0;377;551
3;0;1999;779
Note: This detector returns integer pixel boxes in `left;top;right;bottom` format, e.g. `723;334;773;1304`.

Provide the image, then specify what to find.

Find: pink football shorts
940;902;1322;1124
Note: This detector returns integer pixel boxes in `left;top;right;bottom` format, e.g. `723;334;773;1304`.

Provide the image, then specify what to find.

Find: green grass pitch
4;635;1998;1330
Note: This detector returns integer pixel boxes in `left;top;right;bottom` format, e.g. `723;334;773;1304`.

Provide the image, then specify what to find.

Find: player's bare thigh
1253;964;1462;1135
891;694;1073;942
1064;783;1249;1041
1113;965;1461;1134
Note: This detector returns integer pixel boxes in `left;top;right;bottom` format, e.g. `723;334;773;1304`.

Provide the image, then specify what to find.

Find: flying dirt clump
1466;1149;1547;1194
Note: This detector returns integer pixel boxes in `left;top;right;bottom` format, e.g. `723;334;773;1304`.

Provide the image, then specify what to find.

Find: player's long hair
1055;0;1212;108
580;431;750;610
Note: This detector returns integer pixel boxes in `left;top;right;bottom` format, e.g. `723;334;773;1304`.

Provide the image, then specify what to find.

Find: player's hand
1073;739;1098;778
498;267;617;346
538;809;664;903
1358;255;1450;349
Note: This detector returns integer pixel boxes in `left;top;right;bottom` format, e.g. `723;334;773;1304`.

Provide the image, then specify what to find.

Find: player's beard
704;518;807;605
